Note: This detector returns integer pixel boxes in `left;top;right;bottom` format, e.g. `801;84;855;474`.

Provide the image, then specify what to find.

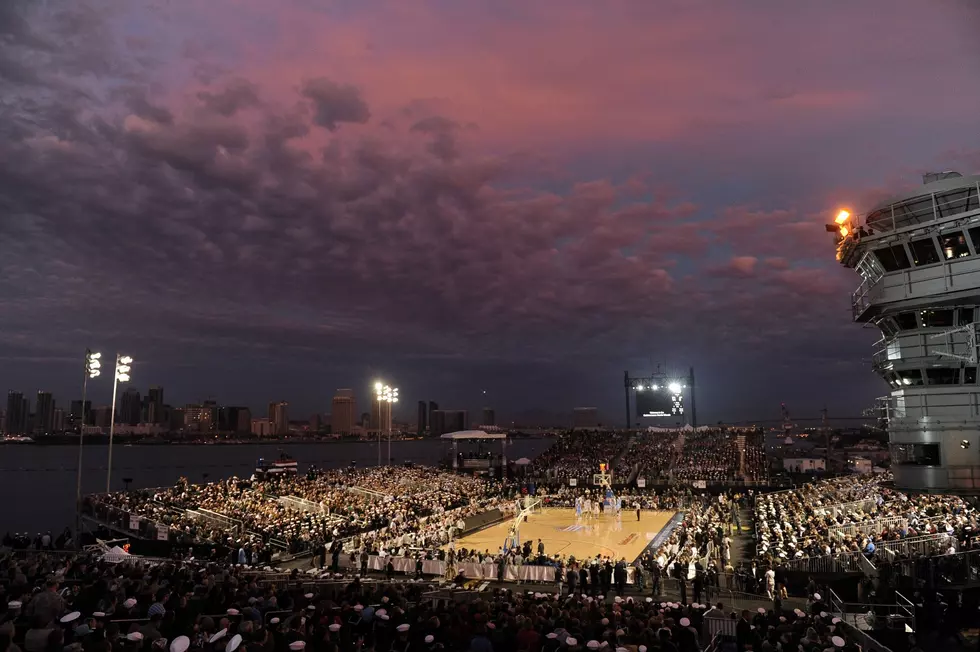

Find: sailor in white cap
396;624;410;633
127;632;144;643
170;636;190;652
123;598;137;610
60;611;82;625
225;634;242;652
587;642;600;650
288;642;306;651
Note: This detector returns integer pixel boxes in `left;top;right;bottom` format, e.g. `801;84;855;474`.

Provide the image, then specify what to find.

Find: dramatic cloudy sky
2;0;979;426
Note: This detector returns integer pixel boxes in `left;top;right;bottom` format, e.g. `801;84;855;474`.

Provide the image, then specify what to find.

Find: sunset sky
2;0;979;425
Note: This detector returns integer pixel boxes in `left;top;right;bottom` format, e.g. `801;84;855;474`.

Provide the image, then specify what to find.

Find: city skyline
2;2;978;424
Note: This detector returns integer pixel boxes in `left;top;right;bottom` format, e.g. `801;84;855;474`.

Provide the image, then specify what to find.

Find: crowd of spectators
526;432;631;483
86;469;508;563
754;474;975;564
671;433;743;484
621;436;680;481
0;549;883;652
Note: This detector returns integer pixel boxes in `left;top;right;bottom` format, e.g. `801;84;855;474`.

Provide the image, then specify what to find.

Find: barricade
828;516;908;540
702;617;737;645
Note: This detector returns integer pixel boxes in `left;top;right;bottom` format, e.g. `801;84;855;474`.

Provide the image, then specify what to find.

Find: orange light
835;210;850;225
839;226;849;237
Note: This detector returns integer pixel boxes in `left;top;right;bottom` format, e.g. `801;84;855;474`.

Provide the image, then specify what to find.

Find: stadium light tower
106;354;133;492
374;382;398;465
75;349;101;544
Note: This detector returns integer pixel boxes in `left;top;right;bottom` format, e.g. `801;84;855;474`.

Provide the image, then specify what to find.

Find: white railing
781;551;865;573
828;516;908;540
278;495;331;516
875;532;955;559
823;497;880;519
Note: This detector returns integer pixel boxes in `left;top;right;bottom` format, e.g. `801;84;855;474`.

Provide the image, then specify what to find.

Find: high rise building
482;408;496;427
331;389;356;435
268;401;289;435
52;408;65;432
69;400;92;427
430;409;467;436
360;412;371;428
34;391;54;433
92;406;112;428
147;386;164;424
4;391;25;434
169;407;185;432
417;400;428;434
120;389;142;426
310;413;323;431
218;406;248;432
428;401;439;431
236;407;251;433
202;400;218;431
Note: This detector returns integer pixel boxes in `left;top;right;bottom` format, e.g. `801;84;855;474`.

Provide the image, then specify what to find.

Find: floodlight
117;373;130;382
89;352;101;360
636;386;643;391
119;356;133;365
374;382;383;391
668;382;682;394
835;210;850;224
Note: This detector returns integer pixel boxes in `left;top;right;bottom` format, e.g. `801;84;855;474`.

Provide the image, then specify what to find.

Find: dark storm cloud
0;0;977;422
197;78;260;116
300;77;371;131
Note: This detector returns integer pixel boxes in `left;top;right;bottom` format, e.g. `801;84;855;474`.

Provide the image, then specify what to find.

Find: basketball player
575;496;583;518
592;499;600;520
583;497;592;521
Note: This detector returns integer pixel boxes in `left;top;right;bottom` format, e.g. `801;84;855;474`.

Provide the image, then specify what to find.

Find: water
1;439;553;534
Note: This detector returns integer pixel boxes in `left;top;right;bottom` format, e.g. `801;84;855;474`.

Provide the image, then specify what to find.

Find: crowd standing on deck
0;550;883;652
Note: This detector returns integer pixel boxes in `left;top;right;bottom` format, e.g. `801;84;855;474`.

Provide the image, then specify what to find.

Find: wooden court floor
453;508;675;562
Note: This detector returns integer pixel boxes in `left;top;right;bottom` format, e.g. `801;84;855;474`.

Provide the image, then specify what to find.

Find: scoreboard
636;387;684;418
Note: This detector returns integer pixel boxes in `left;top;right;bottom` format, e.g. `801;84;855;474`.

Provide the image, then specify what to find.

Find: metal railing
780;551;865;574
880;547;980;587
828;516;908;541
874;532;954;558
823;497;880;519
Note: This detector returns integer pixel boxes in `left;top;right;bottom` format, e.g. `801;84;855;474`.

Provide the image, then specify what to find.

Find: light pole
374;382;398;465
106;354;133;493
75;350;101;544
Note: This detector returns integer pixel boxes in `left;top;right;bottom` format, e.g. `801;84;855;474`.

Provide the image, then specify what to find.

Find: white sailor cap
225;635;242;652
209;629;227;643
61;611;82;624
170;636;190;652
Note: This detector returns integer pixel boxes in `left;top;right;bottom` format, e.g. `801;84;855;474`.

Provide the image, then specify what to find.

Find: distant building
417;401;428;435
184;404;206;431
169;407;185;432
428;401;439;431
331;390;356;435
69;400;92;427
4;391;26;434
52;408;65;432
34;391;54;433
848;457;873;474
218;406;249;432
251;418;275;437
431;409;467;436
268;401;289;436
310;413;322;431
572;407;598;430
360;412;371;428
783;457;826;473
147;386;165;424
482;408;496;427
92;406;113;428
120;389;141;426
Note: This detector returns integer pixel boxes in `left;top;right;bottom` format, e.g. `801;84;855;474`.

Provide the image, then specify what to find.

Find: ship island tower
834;171;980;494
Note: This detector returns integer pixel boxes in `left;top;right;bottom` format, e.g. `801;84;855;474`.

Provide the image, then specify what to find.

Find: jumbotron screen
636;387;684;418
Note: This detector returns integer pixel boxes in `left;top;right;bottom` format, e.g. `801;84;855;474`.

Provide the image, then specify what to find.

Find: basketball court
452;508;675;562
